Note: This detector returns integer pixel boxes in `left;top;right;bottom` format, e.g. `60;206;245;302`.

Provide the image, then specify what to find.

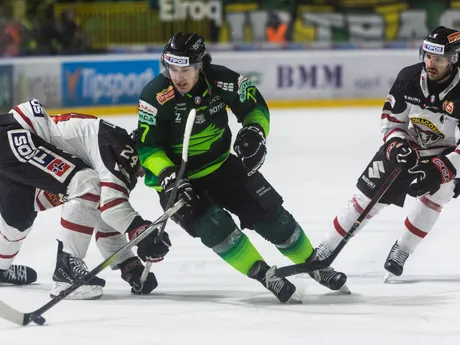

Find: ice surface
1;108;460;344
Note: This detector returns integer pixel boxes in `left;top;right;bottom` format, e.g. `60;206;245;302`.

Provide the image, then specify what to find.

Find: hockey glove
119;257;158;295
384;137;418;170
408;156;457;197
158;167;198;216
234;124;267;175
128;222;171;263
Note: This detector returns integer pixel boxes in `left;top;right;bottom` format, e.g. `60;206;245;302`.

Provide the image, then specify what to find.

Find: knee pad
66;169;101;200
195;205;238;249
253;206;297;244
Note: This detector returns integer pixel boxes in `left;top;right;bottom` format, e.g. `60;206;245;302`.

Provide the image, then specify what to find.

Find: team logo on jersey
156;86;175;105
410;117;445;148
237;76;256;103
430;95;436;103
442;100;456;116
194;96;201;105
7;129;75;182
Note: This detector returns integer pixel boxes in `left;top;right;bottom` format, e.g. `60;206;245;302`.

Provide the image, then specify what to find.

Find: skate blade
50;282;103;300
337;284;351;294
383;272;394;284
286;291;303;304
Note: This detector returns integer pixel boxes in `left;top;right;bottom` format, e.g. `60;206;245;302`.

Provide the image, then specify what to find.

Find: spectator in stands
56;8;89;54
266;11;287;43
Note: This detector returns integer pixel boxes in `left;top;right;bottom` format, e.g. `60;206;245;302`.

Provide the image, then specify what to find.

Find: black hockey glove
128;222;171;263
158;167;198;216
118;257;158;295
384;137;418;170
408;156;457;197
234;124;267;175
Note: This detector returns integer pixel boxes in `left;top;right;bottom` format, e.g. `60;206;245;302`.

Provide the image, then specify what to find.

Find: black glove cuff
242;123;266;138
126;215;147;234
158;166;178;189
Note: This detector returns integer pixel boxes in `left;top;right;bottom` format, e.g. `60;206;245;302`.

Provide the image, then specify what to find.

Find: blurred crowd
0;0;431;58
0;0;101;57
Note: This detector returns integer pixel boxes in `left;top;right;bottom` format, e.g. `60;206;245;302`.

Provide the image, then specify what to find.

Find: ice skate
307;244;350;294
384;241;409;283
50;243;105;300
0;265;37;285
248;261;300;303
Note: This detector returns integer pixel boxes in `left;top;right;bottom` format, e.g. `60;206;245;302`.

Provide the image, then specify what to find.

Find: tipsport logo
164;54;190;66
63;60;159;106
422;41;445;54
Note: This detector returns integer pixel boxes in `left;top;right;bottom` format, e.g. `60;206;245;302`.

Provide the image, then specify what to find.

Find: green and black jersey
136;64;270;190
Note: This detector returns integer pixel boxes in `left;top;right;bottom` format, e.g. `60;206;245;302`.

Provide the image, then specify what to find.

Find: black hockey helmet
161;33;209;74
420;26;460;67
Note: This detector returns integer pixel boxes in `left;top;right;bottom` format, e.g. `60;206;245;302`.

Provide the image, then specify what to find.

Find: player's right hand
158;167;198;215
384;137;418;170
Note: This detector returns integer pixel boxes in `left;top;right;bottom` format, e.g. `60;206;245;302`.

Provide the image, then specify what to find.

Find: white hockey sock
323;192;387;251
398;195;442;254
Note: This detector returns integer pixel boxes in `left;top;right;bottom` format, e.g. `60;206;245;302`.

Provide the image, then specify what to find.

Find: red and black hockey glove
408;155;457;196
118;257;158;295
128;222;171;263
384;137;418;171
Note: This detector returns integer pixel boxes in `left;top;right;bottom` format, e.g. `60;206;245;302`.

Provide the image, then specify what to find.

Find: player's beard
427;65;453;82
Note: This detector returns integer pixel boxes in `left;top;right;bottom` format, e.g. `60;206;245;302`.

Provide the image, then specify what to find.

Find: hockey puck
32;315;46;325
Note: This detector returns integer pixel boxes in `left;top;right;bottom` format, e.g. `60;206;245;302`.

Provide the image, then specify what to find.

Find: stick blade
0;300;28;326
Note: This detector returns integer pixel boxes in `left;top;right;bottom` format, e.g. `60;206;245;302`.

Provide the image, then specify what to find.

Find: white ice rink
2;108;460;344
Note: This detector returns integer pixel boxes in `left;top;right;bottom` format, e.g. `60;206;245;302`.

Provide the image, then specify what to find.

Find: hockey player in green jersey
135;32;348;302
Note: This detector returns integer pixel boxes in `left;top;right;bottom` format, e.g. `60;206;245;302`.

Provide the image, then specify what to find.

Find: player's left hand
128;223;171;262
408;155;457;196
234;124;267;175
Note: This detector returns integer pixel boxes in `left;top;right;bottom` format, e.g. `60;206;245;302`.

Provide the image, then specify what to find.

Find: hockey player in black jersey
311;26;460;282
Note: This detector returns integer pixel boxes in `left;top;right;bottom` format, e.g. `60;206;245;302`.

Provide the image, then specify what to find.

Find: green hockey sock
254;206;313;264
212;230;264;275
276;224;314;264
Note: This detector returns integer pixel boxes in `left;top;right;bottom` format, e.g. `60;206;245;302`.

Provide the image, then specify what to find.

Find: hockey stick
275;167;402;278
0;198;186;327
139;108;197;283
